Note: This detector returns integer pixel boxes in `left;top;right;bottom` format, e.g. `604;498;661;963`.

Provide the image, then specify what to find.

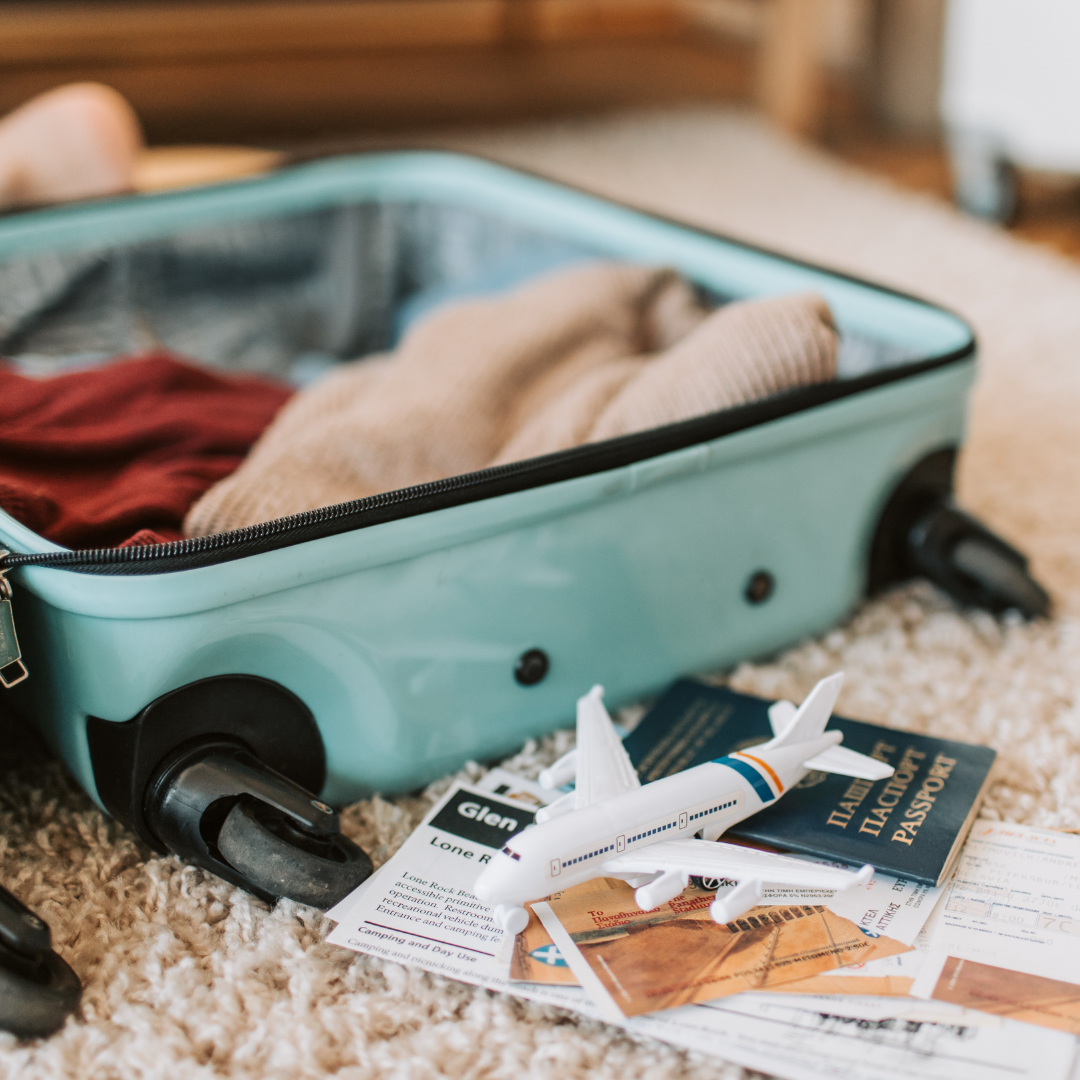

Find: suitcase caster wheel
907;500;1050;618
217;799;372;910
145;742;373;909
869;452;1050;618
0;886;82;1038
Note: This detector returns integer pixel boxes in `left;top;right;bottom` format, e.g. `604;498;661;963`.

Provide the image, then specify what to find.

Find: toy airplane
475;673;895;934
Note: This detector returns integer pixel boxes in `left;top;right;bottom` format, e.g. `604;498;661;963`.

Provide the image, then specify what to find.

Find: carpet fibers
4;108;1080;1079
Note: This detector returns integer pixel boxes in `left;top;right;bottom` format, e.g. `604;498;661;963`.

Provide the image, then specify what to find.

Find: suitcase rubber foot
514;648;549;686
744;571;775;604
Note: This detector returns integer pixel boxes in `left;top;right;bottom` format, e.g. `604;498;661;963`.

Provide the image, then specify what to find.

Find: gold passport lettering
892;753;958;845
825;739;896;829
858;746;926;837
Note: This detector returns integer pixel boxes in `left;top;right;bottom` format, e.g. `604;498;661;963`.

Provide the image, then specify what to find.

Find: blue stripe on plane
713;755;775;803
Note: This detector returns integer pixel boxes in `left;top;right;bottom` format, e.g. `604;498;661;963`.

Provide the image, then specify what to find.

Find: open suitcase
0;150;1046;910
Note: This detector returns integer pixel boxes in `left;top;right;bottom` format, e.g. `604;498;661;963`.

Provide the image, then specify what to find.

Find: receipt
911;822;1080;1034
760;859;941;946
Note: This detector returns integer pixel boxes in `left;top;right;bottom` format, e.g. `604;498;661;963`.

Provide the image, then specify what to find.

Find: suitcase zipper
0;453;557;575
0;353;969;581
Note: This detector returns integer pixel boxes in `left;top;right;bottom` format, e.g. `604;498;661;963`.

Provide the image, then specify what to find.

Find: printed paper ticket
912;821;1080;1035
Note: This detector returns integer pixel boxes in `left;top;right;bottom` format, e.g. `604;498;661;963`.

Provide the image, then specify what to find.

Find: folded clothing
185;262;837;538
0;352;292;548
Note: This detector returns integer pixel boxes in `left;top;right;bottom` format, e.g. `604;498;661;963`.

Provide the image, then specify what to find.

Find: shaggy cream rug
4;106;1080;1079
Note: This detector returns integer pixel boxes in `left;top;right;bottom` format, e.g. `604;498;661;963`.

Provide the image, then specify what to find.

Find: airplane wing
603;838;872;891
574;685;641;809
803;745;894;781
538;748;578;790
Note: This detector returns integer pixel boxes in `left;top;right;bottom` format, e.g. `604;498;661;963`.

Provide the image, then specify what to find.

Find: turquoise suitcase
0;151;1042;907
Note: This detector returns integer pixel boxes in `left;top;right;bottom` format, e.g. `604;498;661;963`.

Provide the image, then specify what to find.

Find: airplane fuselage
475;729;841;908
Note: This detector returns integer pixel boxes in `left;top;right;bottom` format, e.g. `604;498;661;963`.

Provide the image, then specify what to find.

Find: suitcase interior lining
0;199;918;383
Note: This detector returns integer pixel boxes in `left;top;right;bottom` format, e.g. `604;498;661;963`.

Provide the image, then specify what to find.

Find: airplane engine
709;878;762;924
634;869;689;910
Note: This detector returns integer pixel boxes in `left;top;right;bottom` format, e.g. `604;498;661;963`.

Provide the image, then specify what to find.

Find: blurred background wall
3;0;1078;256
0;0;946;145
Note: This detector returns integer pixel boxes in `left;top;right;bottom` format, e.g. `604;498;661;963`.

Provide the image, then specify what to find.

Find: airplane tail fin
768;673;895;781
572;685;641;808
767;699;797;736
767;673;844;748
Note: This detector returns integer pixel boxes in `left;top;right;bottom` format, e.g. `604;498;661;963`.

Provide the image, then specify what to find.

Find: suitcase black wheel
907;500;1050;618
144;742;373;909
869;450;1050;618
0;885;81;1038
216;799;372;910
89;676;372;909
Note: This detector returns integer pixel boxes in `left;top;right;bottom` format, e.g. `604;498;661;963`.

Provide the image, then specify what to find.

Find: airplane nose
474;872;494;903
474;861;507;903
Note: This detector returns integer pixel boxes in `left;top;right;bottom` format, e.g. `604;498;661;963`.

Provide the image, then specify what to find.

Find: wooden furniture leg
756;0;826;137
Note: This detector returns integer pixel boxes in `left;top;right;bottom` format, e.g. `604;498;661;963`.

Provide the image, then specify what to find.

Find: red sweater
0;353;292;549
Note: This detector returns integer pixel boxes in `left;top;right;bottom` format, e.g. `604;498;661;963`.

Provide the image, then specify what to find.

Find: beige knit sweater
183;262;837;537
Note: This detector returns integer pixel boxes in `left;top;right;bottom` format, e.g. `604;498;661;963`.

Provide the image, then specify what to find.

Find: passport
622;679;996;887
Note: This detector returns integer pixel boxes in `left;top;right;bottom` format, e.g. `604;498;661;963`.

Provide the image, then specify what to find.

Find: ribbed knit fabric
183;261;837;537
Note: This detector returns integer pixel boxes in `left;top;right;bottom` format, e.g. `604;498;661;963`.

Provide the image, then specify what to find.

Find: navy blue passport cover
623;679;996;887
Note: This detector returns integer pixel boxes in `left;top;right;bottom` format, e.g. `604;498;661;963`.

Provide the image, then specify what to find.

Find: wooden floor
826;132;1080;265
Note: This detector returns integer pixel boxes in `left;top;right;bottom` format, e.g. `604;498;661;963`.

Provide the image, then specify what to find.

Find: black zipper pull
0;551;28;688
